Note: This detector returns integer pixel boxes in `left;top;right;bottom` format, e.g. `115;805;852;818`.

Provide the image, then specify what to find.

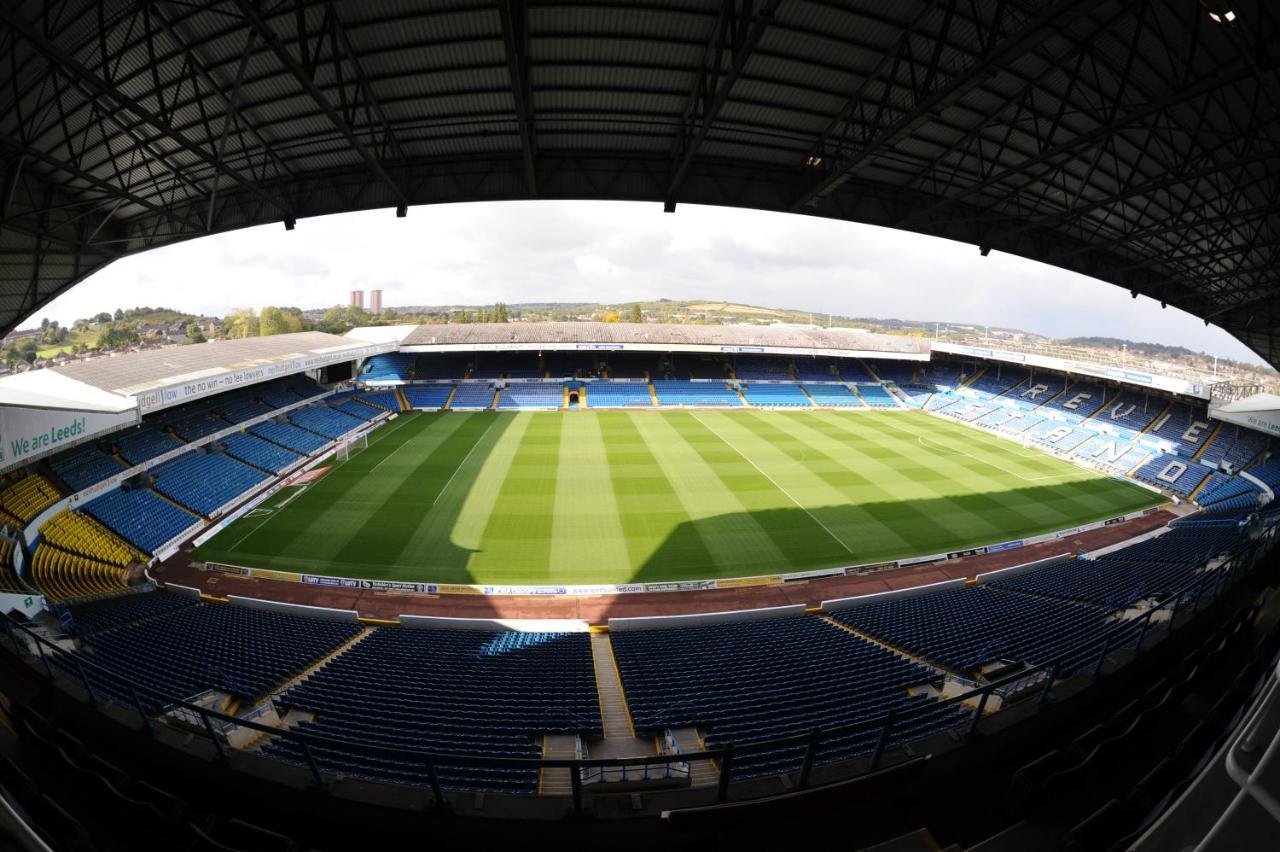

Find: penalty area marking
221;485;308;551
690;412;854;555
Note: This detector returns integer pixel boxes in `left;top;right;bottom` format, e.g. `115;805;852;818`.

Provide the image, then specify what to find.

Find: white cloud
26;200;1266;365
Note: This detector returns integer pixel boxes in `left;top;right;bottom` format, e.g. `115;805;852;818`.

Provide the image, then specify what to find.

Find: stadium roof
394;320;928;354
49;330;391;410
1;1;1278;364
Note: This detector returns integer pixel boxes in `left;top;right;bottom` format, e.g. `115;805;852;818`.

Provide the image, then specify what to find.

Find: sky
26;199;1266;365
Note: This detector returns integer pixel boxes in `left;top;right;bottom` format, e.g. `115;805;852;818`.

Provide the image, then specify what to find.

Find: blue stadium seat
403;385;454;409
651;380;742;407
221;432;303;474
250;421;330;455
583;382;652;408
151;452;269;516
83;488;197;553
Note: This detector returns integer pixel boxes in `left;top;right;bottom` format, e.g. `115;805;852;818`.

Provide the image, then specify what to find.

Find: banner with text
0;405;137;471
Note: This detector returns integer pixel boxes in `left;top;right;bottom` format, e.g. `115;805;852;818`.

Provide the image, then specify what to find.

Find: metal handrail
3;525;1272;812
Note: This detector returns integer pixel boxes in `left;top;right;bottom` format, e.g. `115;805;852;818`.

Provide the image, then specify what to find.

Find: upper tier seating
651;380;742;407
472;353;540;379
1072;436;1152;472
829;586;1121;674
793;358;847;382
803;384;863;406
32;508;142;601
403;385;454;409
114;427;183;466
1134;453;1212;496
732;357;791;381
1041;380;1111;418
964;366;1029;398
213;395;272;424
82;488;197;554
670;354;729;380
361;353;416;382
1248;460;1280;488
1149;403;1215;455
221;432;303;474
583;382;652;408
855;385;900;407
289;406;364;439
1087;389;1165;438
0;473;63;528
165;410;227;442
151;452;268;516
449;383;496;409
1198;424;1268;469
497;382;565;409
601;353;662;379
613;616;965;780
864;360;915;384
250;421;330;455
69;597;362;705
48;444;126;492
267;627;600;794
543;352;595;378
413;354;472;380
742;383;812;406
989;526;1239;606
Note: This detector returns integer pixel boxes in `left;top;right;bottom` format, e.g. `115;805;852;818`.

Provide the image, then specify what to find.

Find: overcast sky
27;200;1265;365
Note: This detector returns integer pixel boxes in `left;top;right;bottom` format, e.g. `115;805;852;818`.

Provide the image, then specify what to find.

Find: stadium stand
473;353;540;379
601;353;661;379
1198;424;1268;469
829;586;1131;675
72;589;197;633
803;384;863;407
793;358;845;381
732;357;792;380
250;421;330;455
1134;454;1213;496
0;473;63;529
1040;380;1111;418
613;615;966;779
359;391;400;412
864;360;916;384
402;385;455;410
964;365;1029;398
289;406;365;439
1087;389;1166;438
164;409;228;442
413;354;471;380
670;354;729;380
651;380;742;407
497;382;565;409
47;444;126;492
856;385;900;408
330;399;381;421
30;508;143;602
989;526;1240;607
39;510;139;569
361;353;416;382
150;452;268;517
82;488;197;554
1149;403;1215;455
113;427;183;466
213;395;272;424
220;432;303;474
449;383;497;409
0;536;25;593
742;383;812;406
544;351;595;378
582;382;652;408
266;627;600;793
68;598;362;705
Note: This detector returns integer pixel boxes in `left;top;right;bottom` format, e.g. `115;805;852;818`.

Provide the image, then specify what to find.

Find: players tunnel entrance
569;391;580;405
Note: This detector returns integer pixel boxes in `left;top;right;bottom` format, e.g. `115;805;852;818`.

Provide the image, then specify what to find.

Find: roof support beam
232;0;409;211
791;0;1090;210
498;0;537;196
0;4;292;220
666;0;781;208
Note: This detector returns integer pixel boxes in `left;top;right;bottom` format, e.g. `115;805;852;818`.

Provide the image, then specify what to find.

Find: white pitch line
869;414;1075;483
690;412;853;554
223;485;307;551
431;416;499;507
366;412;427;473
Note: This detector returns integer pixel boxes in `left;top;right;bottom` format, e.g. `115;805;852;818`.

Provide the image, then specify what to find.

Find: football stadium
1;3;1280;851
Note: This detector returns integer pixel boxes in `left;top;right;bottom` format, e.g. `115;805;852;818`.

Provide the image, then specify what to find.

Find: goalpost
335;432;369;462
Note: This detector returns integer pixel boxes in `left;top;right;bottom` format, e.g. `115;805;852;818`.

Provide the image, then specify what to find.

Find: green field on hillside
192;410;1162;585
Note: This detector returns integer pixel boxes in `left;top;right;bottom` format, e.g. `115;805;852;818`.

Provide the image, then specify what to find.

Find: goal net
335;433;369;462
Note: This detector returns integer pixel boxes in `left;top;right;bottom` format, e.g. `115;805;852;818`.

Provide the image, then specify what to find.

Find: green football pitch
192;410;1163;586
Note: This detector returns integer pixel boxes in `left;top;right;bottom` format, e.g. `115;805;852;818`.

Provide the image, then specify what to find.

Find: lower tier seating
221;432;303;474
0;473;63;529
613;616;965;779
828;587;1124;675
803;384;863;406
268;627;600;794
651;380;742;407
250;421;330;455
583;382;652;407
68;598;362;705
403;385;454;409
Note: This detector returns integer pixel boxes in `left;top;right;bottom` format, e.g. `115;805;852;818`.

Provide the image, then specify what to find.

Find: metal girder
0;4;293;220
665;0;780;208
498;0;537;196
232;0;408;210
792;0;1091;210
